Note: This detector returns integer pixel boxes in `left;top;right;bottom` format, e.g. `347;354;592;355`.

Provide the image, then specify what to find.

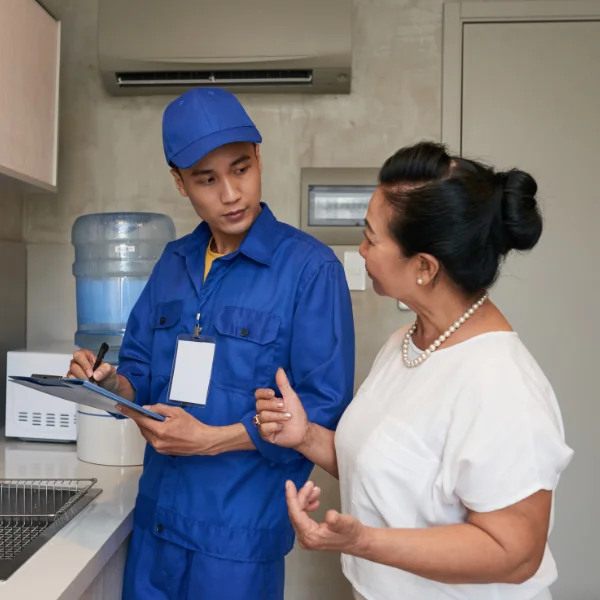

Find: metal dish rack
0;479;97;561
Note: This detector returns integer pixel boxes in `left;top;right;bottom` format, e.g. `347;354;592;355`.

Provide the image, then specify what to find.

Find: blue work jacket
117;204;355;562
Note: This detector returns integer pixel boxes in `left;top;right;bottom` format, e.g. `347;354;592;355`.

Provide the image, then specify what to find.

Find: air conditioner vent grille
116;69;314;87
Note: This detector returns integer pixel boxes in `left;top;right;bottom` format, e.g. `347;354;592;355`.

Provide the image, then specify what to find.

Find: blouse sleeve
440;364;574;513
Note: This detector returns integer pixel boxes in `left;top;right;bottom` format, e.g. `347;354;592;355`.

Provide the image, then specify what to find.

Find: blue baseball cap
162;88;262;169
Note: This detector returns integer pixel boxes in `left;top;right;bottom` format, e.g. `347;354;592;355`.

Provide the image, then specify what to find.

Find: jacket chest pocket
150;300;184;376
213;306;281;392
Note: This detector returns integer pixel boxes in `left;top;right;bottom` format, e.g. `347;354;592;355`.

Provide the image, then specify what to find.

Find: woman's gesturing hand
285;480;366;554
254;368;310;449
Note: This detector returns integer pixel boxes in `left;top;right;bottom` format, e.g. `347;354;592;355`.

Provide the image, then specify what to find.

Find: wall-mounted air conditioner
98;0;353;96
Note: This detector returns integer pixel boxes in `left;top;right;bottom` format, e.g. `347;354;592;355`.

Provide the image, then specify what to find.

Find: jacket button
240;328;249;337
159;317;166;325
156;524;164;533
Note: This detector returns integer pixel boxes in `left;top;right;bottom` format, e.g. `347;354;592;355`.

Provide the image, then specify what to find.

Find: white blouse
335;328;573;600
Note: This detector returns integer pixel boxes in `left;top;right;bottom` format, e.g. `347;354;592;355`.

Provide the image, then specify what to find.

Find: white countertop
0;433;142;599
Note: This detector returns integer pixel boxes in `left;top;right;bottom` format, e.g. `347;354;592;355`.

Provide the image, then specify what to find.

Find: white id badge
168;334;216;406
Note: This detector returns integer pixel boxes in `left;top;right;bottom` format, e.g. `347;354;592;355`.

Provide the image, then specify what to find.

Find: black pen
89;342;109;382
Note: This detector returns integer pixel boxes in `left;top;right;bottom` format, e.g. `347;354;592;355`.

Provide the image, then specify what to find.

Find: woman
253;142;573;600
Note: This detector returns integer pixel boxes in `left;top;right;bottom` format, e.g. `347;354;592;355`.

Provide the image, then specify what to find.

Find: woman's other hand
286;480;366;553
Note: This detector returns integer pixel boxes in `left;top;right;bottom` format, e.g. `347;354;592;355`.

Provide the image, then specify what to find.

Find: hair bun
498;168;543;253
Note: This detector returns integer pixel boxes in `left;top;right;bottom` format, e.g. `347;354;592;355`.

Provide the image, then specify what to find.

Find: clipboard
9;376;166;422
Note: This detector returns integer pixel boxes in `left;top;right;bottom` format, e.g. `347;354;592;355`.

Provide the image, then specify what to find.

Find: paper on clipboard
8;376;165;422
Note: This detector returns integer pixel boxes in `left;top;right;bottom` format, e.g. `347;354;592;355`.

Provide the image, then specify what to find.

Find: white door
460;19;600;599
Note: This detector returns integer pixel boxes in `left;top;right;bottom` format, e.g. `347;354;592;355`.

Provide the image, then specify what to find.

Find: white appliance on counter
5;345;77;442
6;345;147;465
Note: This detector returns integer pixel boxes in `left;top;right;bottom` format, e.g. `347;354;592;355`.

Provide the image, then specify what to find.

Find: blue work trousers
122;525;285;600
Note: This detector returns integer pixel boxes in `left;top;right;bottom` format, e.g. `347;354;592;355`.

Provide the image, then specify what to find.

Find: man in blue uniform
67;88;355;599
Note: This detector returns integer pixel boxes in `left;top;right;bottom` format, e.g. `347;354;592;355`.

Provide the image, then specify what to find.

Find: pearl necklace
402;292;489;368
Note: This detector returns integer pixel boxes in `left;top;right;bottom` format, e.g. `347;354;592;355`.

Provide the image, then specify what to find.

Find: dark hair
379;141;543;295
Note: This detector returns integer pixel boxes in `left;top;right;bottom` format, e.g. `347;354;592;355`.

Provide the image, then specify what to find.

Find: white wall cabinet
0;0;60;192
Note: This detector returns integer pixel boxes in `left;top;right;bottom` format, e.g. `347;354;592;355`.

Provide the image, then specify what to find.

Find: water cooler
71;212;175;466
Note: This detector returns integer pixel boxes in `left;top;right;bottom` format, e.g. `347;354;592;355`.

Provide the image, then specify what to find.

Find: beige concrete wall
25;0;441;597
21;1;592;598
27;0;438;382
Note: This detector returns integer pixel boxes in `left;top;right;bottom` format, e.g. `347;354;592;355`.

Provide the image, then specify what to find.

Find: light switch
398;301;411;311
343;251;366;291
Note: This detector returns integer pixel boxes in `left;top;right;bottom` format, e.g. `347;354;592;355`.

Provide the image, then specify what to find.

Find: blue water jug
71;212;176;365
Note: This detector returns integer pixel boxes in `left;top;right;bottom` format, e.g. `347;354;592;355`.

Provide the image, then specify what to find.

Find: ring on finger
253;414;262;427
